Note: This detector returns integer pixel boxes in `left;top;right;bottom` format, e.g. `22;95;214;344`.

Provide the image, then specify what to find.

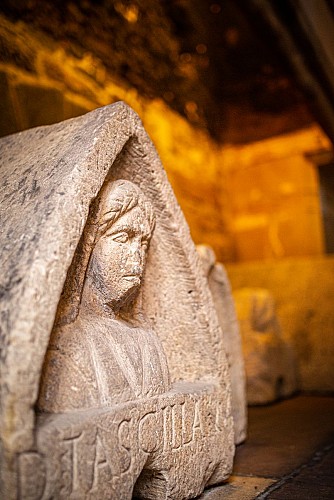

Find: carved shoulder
38;324;98;412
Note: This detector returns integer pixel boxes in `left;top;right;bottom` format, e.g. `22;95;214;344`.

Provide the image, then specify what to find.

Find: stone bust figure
38;180;170;413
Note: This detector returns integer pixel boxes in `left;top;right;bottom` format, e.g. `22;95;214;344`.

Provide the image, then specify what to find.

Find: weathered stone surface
197;245;247;444
22;383;230;499
0;102;234;498
233;288;297;405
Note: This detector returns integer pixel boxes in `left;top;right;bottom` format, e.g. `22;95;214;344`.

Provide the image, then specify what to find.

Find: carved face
88;205;152;309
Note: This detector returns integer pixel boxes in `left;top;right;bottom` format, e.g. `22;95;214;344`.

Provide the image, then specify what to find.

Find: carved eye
141;240;149;250
110;231;129;243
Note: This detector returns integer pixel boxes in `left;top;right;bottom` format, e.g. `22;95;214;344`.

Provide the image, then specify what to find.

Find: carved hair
56;179;155;326
96;180;155;238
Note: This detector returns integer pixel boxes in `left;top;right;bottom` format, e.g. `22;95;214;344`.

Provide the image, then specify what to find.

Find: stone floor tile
198;476;275;499
264;444;334;499
233;396;334;477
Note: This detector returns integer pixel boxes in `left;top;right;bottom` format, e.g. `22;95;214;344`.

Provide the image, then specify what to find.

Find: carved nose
128;244;143;275
131;262;142;275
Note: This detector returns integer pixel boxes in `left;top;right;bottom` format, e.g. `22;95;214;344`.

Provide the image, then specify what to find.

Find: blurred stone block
233;288;297;405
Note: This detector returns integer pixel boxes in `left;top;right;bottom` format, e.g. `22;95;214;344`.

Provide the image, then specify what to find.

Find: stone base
18;382;234;500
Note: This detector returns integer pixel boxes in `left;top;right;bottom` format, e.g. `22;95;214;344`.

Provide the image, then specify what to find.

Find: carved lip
123;275;141;282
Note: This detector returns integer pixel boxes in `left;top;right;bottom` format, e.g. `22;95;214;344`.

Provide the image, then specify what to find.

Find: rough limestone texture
197;245;247;444
233;288;297;405
0;102;234;499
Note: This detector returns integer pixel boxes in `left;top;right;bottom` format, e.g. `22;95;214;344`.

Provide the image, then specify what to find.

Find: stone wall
226;256;334;392
222;126;331;261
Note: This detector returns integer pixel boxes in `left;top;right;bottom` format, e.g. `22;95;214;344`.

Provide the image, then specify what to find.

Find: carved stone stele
197;245;247;445
0;102;234;499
